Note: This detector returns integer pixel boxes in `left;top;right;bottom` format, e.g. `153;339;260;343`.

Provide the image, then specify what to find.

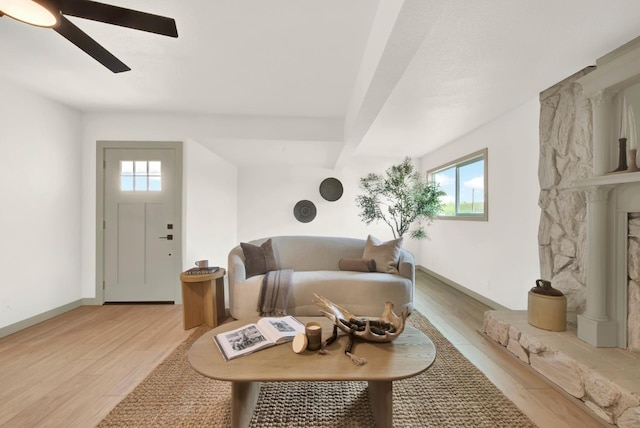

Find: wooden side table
180;268;226;330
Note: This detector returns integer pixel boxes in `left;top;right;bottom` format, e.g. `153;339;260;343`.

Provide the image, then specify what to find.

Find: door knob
159;234;173;240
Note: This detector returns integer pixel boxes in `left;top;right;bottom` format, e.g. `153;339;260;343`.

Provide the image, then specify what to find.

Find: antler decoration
312;294;408;343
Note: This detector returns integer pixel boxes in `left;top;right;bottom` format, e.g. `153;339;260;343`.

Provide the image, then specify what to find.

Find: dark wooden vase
613;138;628;172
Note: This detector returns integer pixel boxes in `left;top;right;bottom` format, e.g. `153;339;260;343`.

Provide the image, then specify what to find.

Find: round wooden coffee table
189;316;436;428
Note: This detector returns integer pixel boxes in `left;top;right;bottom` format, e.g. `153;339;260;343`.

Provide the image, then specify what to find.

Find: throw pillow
338;258;376;272
362;235;403;274
241;239;277;278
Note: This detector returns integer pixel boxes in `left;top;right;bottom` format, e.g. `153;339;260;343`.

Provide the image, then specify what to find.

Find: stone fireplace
482;38;640;425
572;39;640;348
538;37;640;349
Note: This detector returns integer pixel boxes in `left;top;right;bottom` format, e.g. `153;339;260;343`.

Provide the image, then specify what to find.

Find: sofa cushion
338;258;376;272
362;235;403;274
289;270;413;316
228;270;413;319
241;238;277;278
270;236;365;271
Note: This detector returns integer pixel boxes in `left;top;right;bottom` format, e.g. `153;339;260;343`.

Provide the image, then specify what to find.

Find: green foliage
355;157;445;239
440;201;484;216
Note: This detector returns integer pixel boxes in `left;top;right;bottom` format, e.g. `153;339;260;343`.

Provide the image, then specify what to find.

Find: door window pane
121;176;134;191
134;176;147;191
121;161;134;176
135;161;147;176
149;161;161;176
148;176;162;191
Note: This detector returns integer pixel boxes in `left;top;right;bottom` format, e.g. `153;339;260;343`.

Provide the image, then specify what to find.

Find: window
428;149;487;220
120;161;162;191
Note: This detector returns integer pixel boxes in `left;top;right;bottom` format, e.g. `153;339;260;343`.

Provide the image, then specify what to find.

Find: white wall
183;138;237;304
419;98;541;309
81;114;238;301
236;156;422;257
0;81;82;329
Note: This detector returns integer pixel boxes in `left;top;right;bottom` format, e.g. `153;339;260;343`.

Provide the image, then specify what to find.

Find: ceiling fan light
0;0;58;28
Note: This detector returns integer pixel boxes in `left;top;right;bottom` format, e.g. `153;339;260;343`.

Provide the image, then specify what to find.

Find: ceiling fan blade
56;0;178;37
55;15;130;73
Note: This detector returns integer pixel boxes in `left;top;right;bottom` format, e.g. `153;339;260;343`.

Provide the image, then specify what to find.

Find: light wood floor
0;272;609;427
0;304;193;427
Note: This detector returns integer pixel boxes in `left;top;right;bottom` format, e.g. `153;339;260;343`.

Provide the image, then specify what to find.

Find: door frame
95;141;184;304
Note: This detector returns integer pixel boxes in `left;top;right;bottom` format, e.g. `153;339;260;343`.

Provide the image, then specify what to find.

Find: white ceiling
2;0;640;168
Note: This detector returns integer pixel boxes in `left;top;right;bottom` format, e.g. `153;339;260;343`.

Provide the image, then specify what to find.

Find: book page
214;323;273;360
256;316;305;344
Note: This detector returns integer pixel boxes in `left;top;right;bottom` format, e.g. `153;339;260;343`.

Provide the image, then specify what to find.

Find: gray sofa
228;235;414;320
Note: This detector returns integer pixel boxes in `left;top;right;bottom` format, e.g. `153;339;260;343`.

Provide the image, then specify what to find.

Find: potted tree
356;157;444;239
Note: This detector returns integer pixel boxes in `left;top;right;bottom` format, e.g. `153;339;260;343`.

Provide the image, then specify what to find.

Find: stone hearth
484;310;640;427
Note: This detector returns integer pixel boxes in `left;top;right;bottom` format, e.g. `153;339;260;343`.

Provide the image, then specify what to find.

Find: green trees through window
428;149;487;220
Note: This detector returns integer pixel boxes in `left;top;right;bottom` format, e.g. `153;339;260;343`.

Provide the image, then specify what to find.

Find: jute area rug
98;311;536;427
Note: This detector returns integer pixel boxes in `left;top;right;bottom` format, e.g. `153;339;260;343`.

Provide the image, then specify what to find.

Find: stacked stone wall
538;68;594;323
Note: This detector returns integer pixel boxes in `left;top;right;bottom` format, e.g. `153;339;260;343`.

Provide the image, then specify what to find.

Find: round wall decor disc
293;200;317;223
319;177;343;201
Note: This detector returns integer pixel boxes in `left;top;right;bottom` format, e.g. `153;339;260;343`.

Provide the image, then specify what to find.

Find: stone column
590;90;617;176
629;214;640;351
577;185;617;347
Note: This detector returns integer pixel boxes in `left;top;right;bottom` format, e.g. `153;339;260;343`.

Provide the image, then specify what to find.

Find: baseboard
416;265;507;311
82;297;102;306
0;299;84;339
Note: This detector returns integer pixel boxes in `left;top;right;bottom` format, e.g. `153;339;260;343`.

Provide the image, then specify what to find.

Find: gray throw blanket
257;269;294;316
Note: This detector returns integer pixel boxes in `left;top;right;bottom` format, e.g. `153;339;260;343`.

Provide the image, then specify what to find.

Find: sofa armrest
398;250;415;284
227;247;247;287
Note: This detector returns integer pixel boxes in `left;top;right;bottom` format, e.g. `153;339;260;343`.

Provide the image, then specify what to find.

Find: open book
213;316;305;361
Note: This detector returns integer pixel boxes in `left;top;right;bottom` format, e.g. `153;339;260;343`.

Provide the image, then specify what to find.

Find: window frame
120;160;162;192
427;148;488;221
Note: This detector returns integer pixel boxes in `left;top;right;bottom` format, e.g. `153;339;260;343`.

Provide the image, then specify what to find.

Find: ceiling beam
334;0;445;169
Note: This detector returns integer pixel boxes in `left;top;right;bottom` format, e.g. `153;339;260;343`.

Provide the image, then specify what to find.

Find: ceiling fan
0;0;178;73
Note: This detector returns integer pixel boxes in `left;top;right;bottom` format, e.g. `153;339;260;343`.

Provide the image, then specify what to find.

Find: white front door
103;147;179;302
